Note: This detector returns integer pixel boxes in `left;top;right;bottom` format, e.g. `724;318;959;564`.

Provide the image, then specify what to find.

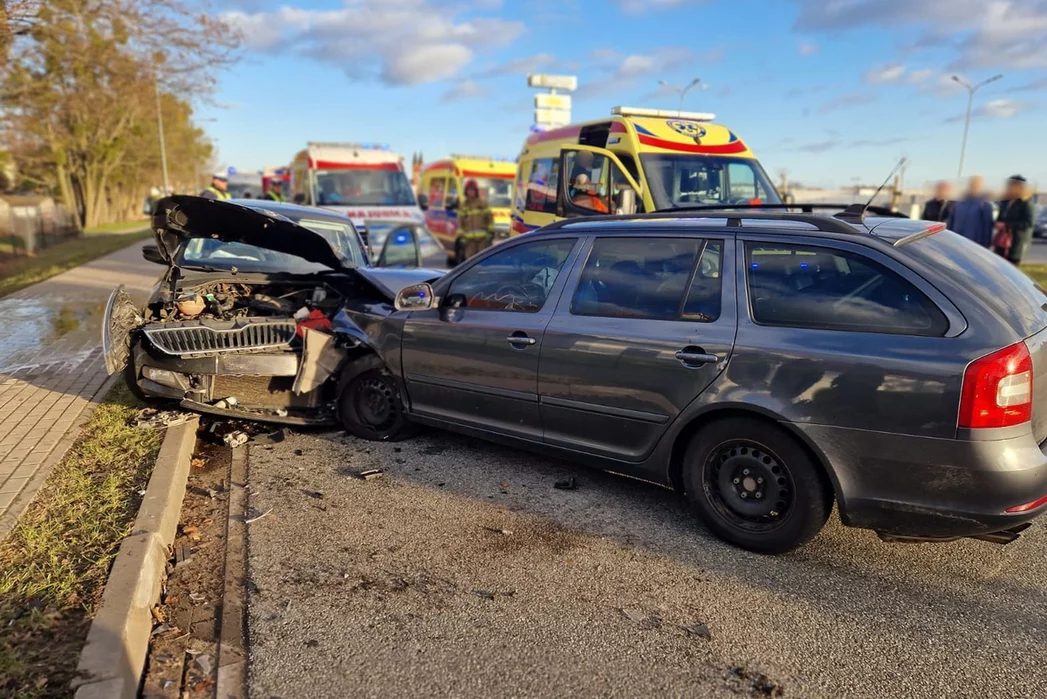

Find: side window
380;228;418;267
525;158;558;214
447;239;576;313
562;151;613;215
445;177;459;209
571;237;722;321
745;243;948;336
428;177;445;209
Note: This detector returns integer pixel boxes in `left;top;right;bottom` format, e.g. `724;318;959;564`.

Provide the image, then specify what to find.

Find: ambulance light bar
612;106;716;121
449;154;515;163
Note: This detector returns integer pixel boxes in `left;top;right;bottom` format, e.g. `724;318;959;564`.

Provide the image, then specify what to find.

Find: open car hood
151;195;351;271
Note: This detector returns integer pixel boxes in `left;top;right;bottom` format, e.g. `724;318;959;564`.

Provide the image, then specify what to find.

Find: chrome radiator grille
143;319;298;357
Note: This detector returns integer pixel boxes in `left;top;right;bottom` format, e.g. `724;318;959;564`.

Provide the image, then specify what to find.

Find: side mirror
294;193;306;205
417;193;429;211
394;283;434;311
615;187;637;215
142;244;165;264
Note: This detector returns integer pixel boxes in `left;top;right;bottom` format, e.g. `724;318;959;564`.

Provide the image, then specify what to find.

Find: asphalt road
244;429;1047;699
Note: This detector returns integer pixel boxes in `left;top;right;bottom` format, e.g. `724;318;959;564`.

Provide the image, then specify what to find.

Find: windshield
474;177;513;209
640;154;781;209
178;214;365;274
314;168;416;207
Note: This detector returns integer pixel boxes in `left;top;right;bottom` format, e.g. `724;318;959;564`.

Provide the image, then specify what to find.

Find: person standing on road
457;179;494;262
921;181;952;222
200;172;231;200
993;175;1036;265
264;180;287;202
947;175;994;247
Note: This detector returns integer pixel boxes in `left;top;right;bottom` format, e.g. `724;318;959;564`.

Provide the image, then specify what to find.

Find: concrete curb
73;415;199;699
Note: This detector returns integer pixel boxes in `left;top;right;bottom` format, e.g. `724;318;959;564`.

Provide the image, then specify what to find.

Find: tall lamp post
154;74;170;195
952;73;1003;178
658;77;705;111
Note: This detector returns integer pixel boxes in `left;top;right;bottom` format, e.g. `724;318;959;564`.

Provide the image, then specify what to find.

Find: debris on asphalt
294;449;304;456
189;592;206;603
302;489;324;499
134;408;192;429
246;507;273;524
725;666;785;698
554;476;579;490
355;468;383;481
482;526;513;536
620;607;662;629
680;622;713;640
472;589;515;601
252;429;287;444
151;624;177;637
304;639;320;648
191;457;206;469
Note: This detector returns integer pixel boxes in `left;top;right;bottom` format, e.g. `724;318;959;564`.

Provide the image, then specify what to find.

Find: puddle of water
0;295;107;371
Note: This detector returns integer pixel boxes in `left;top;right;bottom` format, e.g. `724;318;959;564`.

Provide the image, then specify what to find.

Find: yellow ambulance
511;106;781;233
418;155;516;259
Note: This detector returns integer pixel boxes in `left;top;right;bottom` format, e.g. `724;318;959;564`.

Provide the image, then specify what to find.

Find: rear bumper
798;424;1047;538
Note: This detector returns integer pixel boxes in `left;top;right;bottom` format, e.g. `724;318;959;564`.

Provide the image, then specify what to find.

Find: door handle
675;349;718;366
506;334;537;347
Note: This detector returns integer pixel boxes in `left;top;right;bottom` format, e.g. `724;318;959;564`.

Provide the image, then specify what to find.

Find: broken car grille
143;319;298;357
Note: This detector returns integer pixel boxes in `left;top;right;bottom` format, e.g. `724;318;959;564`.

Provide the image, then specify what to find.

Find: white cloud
440;80;489;103
577;47;693;99
907;68;935;84
484;53;557;76
864;63;906;84
222;0;525;85
792;0;1047;70
799;42;818;56
944;98;1029;121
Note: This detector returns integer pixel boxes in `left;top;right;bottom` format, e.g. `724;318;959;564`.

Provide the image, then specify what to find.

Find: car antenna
838;157;908;223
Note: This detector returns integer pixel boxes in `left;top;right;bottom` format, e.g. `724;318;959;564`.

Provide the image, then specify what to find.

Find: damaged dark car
103;196;442;431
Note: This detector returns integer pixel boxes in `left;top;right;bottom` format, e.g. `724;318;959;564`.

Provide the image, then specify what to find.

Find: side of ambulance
512;106;781;234
419;156;517;263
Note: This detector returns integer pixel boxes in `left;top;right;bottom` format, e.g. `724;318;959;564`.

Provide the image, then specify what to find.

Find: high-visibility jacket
458;198;494;240
265;191;286;202
202;186;231;200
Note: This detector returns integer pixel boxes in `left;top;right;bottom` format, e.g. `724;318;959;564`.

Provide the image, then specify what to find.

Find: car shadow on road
313;426;1047;648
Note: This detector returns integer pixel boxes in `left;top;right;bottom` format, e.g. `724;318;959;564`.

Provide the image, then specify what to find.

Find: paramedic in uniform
457;179;494;262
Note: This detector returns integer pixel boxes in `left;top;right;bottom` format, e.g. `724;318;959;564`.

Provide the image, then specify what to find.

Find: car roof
522;211;938;242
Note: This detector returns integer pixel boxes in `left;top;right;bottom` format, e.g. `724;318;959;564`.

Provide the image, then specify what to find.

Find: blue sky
209;0;1047;191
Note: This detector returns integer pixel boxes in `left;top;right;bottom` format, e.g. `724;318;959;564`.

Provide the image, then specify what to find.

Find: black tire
683;417;833;554
337;360;413;441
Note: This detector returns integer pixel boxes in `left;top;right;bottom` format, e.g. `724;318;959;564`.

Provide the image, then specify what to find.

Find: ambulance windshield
473;177;513;209
639;155;781;209
314;169;417;207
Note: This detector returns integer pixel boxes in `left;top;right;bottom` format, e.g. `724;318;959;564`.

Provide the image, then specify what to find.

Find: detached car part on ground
107;197;1047;555
104;195;442;429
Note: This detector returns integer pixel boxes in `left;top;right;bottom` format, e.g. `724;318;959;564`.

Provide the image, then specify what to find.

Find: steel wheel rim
355;377;397;432
701;439;794;533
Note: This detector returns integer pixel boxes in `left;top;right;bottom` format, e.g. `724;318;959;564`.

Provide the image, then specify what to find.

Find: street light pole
952;73;1003;178
658;77;704;111
155;74;170;194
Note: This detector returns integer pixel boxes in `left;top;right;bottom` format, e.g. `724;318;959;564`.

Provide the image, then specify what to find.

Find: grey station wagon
347;209;1047;554
112;199;1047;554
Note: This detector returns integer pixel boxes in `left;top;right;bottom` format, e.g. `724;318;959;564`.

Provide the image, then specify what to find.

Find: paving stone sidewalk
0;237;157;539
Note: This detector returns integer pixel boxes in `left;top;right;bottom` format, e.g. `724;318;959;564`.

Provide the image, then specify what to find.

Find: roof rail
541;208;861;235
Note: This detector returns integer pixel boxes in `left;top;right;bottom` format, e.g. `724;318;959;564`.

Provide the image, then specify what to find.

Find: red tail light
958;341;1033;429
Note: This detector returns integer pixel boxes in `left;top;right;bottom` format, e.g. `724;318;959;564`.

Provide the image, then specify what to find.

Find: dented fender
332;302;407;380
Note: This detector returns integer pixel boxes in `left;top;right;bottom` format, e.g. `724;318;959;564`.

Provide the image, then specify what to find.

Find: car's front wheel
683;417;833;554
337;362;412;441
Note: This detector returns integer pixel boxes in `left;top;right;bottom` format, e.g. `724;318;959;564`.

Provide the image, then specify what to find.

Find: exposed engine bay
144;280;345;324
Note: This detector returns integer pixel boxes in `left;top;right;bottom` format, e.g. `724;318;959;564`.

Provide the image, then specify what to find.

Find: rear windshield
900;230;1047;337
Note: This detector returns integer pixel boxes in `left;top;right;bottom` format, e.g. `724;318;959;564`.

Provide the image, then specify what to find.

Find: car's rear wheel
337;363;412;441
683;417;832;554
